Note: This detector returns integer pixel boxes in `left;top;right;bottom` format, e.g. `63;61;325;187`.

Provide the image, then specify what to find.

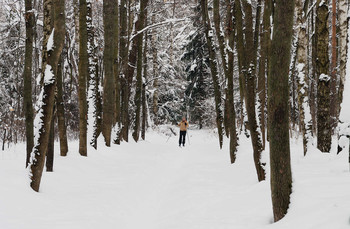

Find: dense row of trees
0;0;349;223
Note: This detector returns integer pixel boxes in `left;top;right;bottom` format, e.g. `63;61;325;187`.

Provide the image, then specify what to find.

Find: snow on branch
130;18;189;41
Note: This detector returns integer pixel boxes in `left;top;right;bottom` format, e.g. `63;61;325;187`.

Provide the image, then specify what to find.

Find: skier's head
182;117;186;122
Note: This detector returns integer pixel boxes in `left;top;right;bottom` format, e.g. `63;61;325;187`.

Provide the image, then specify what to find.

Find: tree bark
296;0;313;155
200;0;224;149
87;0;101;149
268;0;294;222
102;0;116;146
329;0;337;131
24;0;35;167
46;113;55;172
316;0;331;153
338;0;348;118
225;0;238;163
29;0;65;192
141;9;149;141
235;0;265;181
257;0;271;150
118;0;129;141
133;0;148;142
56;54;68;156
78;0;88;155
151;13;159;125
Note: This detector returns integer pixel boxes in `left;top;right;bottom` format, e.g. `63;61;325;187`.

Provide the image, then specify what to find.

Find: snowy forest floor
0;127;349;229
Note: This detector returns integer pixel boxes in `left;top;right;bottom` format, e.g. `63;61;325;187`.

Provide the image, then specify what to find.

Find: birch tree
316;0;331;153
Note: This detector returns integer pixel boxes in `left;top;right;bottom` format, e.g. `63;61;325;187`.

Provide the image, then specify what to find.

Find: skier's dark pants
179;131;186;146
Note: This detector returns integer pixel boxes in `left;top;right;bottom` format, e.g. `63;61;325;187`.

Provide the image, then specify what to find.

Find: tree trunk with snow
330;0;338;131
268;0;294;222
200;0;224;149
29;0;65;192
87;1;102;149
316;0;331;153
235;0;265;181
225;0;238;163
24;0;35;167
296;0;313;155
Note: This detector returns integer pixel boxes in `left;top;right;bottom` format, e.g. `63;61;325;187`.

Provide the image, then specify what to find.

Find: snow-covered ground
0;128;349;229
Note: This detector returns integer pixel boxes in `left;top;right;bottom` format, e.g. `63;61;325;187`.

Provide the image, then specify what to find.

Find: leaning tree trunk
268;0;294;222
102;0;116;146
338;0;348;117
316;0;331;153
24;0;35;167
235;0;265;181
29;0;65;192
78;0;88;156
133;0;148;142
296;0;313;155
200;0;224;149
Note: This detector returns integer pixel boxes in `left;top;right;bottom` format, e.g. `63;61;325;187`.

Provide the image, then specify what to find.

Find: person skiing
178;117;189;147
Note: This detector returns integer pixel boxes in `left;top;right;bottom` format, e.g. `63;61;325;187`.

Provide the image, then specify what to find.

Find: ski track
0;129;349;229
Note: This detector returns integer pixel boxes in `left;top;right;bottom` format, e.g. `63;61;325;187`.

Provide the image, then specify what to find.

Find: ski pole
187;129;190;145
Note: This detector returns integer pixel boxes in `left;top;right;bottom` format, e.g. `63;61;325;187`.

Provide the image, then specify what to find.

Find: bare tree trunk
151;13;159;125
118;0;129;141
78;0;88;155
338;0;348;117
329;0;338;131
46;112;55;172
29;0;65;192
133;0;148;142
200;0;224;149
102;0;116;146
24;0;35;167
114;0;121;130
257;0;271;150
316;0;331;153
268;0;294;222
56;54;68;156
141;9;148;141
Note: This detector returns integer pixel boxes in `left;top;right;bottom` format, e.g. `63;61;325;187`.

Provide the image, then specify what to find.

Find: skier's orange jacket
178;121;189;131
